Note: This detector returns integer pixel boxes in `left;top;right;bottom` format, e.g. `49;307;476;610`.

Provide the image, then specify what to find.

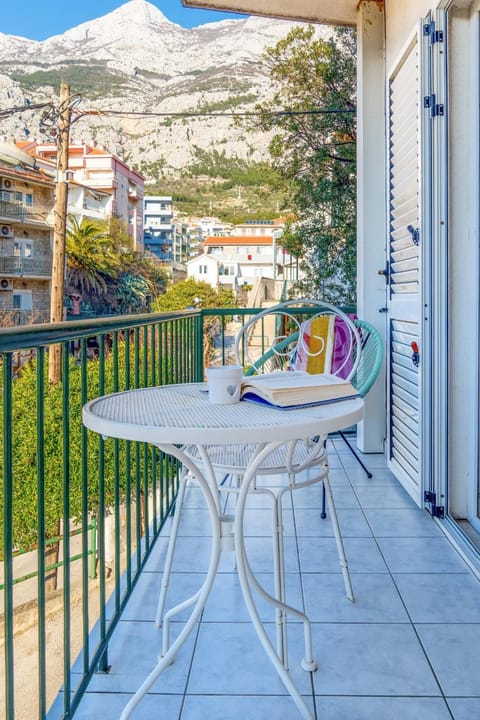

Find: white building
186;253;220;288
143;196;174;262
187;233;299;290
67;183;112;225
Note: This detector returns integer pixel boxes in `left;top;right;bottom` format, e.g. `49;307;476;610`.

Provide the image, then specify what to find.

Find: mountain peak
49;0;178;46
109;0;175;27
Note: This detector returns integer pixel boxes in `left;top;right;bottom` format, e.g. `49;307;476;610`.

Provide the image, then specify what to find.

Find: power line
0;101;54;120
0;103;355;122
78;107;355;119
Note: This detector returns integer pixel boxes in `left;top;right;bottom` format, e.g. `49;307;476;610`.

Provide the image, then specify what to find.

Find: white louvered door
386;13;447;510
386;32;423;503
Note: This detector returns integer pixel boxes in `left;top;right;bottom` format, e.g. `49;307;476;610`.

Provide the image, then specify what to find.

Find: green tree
152;279;237;363
65;216;121;298
151;278;235;313
249;26;357;303
65;217;167;315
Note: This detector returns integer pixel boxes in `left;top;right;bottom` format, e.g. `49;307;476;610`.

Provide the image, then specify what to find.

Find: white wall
444;3;479;520
356;1;387;452
187;256;219;287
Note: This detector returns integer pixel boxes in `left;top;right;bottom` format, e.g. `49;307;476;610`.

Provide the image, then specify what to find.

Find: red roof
203;236;273;246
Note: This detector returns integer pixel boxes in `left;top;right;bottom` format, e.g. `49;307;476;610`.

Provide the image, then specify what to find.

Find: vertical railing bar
3;353;15;720
150;323;158;534
96;336;109;672
125;439;132;592
111;330;122;613
152;445;158;537
135;439;142;571
221;313;226;364
174;319;179;383
125;329;131;391
80;338;90;678
179;318;184;381
114;436;121;614
159;449;165;524
169;320;174;384
143;325;148;387
158;322;164;386
163;321;169;384
124;328;132;589
113;330;119;393
196;313;204;382
189;315;194;379
143;442;150;550
183;317;187;380
35;347;47;720
62;340;72;717
240;311;247;368
188;316;193;381
150;323;156;388
134;327;140;389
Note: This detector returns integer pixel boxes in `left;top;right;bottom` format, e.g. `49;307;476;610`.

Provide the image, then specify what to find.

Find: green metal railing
0;309;206;720
0;303;353;720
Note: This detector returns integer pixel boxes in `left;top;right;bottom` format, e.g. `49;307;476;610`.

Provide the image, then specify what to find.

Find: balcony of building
1;309;479;720
0;254;52;278
0;200;53;226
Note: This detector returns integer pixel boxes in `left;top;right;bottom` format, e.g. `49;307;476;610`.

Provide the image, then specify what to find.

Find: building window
219;265;235;276
14;240;33;258
13;290;32;311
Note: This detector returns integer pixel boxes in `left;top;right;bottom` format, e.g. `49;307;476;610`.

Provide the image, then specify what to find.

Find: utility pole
48;83;71;383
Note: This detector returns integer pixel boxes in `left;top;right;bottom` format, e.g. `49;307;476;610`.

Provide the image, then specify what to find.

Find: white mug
206;365;243;404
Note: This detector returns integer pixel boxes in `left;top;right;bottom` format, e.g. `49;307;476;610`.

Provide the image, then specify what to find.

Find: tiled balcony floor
57;440;480;719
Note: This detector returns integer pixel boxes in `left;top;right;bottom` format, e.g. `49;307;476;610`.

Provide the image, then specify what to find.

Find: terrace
1;308;479;720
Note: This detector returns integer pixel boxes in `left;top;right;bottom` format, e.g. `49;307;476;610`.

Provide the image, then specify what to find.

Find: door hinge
424;94;444;118
424;490;445;518
378;261;390;283
423;21;444;44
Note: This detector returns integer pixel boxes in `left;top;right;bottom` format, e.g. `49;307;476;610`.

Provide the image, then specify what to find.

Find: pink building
18;141;144;251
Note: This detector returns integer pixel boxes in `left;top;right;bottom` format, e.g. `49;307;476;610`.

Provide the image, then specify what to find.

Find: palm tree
65;217;122;305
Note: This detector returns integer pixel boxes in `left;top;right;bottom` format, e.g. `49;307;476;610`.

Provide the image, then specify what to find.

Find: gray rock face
0;0;328;176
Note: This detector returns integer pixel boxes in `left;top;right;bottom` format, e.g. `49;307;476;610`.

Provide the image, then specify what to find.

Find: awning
182;0;359;26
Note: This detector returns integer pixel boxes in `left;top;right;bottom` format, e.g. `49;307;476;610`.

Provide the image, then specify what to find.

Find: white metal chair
156;299;363;669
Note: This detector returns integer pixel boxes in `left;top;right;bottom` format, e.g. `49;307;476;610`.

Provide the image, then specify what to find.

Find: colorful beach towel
294;315;335;374
294;315;357;378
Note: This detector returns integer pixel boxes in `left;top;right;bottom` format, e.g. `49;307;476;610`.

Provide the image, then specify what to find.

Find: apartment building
19;141;144;251
0;142;54;325
143;196;174;262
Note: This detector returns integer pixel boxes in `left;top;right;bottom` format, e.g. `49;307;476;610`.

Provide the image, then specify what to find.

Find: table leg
120;446;222;720
234;440;316;720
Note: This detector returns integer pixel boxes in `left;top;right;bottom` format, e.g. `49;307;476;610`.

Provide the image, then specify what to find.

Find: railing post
2;353;15;720
197;310;205;381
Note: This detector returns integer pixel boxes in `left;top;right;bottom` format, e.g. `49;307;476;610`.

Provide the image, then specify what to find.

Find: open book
240;371;359;409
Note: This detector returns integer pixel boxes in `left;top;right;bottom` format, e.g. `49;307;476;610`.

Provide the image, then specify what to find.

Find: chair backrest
235;299;362;380
350;319;384;397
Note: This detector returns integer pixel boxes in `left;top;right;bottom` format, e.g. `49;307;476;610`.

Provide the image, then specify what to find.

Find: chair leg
321;483;327;519
273;488;289;669
322;472;354;602
155;471;189;628
338;430;373;478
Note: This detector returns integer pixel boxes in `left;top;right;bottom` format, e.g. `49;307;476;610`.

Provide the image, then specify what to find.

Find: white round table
83;383;365;720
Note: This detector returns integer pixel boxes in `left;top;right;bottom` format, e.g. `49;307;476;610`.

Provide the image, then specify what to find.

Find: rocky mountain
0;0;327;180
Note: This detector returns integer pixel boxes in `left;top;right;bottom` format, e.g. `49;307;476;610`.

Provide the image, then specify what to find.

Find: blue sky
1;0;248;41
